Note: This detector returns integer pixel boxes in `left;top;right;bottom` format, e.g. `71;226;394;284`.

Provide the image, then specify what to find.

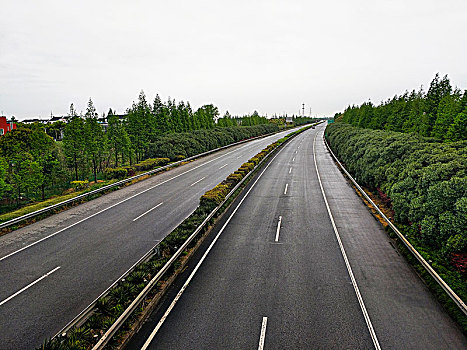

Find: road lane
132;127;374;349
0;127;301;349
313;127;467;349
130;124;467;349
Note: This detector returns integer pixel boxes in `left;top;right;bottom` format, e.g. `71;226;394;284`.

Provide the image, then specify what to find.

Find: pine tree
432;95;456;140
63;104;87;180
84;98;106;182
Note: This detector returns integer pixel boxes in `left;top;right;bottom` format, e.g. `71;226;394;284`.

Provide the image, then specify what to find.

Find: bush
326;123;466;251
70;180;89;190
326;123;466;253
104;167;128;180
134;158;170;171
146;124;279;160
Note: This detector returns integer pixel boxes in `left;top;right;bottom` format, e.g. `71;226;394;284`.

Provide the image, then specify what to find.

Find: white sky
1;0;466;120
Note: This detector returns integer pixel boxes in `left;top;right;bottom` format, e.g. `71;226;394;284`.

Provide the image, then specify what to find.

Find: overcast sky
1;0;466;120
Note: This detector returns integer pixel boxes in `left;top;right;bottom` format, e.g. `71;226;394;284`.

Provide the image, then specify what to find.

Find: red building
0;116;17;136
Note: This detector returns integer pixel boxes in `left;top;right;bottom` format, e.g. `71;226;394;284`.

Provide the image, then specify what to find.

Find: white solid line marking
141;143;289;350
133;202;164;222
219;163;228;169
275;216;282;242
190;176;206;187
313;131;381;350
292;157;295;162
0;147;244;262
0;266;61;306
258;317;268;350
284;183;288;195
289;167;292;174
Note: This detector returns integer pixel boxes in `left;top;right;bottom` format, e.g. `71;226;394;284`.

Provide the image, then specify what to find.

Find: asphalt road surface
0;128;302;349
128;125;467;350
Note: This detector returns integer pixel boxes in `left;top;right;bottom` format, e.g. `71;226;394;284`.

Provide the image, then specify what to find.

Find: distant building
286;116;293;123
0;116;17;136
22;118;47;124
48;116;70;123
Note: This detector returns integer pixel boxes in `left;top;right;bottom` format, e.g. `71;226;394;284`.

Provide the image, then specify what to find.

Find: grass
0;192;83;223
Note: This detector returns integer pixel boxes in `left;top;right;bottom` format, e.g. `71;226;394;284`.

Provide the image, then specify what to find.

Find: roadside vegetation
0;90;312;219
326;124;466;329
337;74;467;142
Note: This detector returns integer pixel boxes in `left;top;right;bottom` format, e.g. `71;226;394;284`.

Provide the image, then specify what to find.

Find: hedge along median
39;123;315;350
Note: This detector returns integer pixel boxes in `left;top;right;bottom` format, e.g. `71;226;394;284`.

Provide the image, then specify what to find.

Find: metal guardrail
0;129;294;230
55;241;161;338
91;124;312;349
323;135;467;316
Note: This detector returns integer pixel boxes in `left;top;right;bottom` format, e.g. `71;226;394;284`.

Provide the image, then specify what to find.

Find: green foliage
326;123;466;254
0;92;281;219
133;158;170;171
70;180;89;190
147;124;278;160
338;74;466;142
84;98;107;183
63;112;87;181
104;167;128;180
0;157;11;197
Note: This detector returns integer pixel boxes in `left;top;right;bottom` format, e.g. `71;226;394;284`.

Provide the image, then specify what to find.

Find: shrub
104;167;128;180
326;123;466;252
134;158;170;171
70;180;89;190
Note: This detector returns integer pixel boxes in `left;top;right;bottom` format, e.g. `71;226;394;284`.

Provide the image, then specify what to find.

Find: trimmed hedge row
325;123;466;255
103;124;280;181
146;124;279;160
325;123;467;331
104;158;170;180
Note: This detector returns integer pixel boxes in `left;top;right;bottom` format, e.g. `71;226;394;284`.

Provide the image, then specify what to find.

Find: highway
128;125;467;349
0;128;301;349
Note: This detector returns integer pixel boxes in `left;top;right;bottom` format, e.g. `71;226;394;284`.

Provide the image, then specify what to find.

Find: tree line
0;91;287;211
325;123;466;258
337;74;467;141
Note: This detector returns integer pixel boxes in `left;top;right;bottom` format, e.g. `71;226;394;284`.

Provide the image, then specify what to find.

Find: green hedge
325;123;466;253
146;124;279;160
326;123;467;330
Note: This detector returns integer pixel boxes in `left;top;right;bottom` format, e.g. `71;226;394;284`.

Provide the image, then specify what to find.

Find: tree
126;91;153;161
8;152;43;205
446;113;467;141
425;73;452;134
0;157;11;198
63;105;87;180
84;98;106;182
107;110;131;167
432;95;457;140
